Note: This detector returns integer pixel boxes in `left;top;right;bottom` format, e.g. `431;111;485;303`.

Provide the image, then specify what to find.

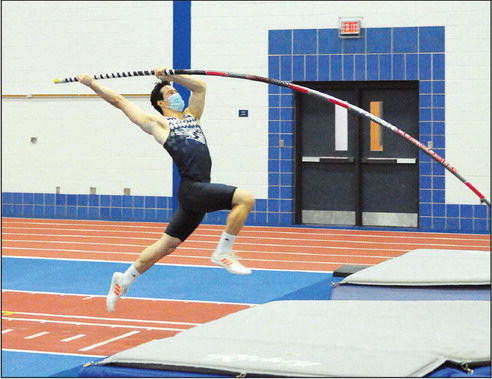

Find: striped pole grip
54;70;156;84
53;68;490;206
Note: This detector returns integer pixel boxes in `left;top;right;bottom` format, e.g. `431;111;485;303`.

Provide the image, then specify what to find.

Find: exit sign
339;17;362;38
341;21;360;34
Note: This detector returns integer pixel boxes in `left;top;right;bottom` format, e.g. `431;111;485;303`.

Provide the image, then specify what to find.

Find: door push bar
302;157;416;164
302;156;355;163
362;157;417;164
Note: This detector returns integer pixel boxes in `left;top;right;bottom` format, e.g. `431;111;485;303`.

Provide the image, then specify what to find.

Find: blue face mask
166;93;185;112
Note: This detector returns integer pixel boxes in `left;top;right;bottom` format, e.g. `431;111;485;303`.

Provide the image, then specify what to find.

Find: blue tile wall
293;29;317;54
268;26;490;233
1;192;172;223
1;189;276;228
367;28;392;53
268;30;292;54
393;27;418;53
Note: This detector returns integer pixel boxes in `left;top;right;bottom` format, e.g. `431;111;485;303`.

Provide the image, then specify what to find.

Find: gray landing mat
340;249;491;286
100;300;490;377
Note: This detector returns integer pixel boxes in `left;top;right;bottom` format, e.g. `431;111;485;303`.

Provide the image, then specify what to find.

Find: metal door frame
294;80;419;226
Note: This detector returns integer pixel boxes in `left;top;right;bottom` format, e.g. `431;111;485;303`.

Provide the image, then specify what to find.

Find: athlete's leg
129;206;203;276
176;181;255;275
225;188;255;235
215;188;255;254
106;207;203;312
106;233;181;312
212;188;255;275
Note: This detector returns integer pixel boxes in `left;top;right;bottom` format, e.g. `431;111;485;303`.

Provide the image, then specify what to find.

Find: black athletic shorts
165;180;237;242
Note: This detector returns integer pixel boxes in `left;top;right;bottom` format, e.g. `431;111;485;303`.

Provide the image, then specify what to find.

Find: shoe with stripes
106;272;127;312
211;251;252;275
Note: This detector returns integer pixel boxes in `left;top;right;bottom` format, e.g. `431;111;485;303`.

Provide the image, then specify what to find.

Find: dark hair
150;80;172;114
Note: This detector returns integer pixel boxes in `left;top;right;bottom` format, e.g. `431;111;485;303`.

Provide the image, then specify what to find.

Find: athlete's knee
135;234;182;272
145;234;181;261
233;188;255;210
244;192;255;209
159;233;182;254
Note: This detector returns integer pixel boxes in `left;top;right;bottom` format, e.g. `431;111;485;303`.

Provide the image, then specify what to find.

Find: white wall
190;2;270;197
2;1;174;196
2;1;490;205
443;3;490;204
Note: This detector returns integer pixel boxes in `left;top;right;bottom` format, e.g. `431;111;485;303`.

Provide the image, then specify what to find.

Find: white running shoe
211;251;252;275
106;272;127;312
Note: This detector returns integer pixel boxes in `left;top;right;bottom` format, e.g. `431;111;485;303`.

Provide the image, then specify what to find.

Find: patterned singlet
163;114;212;183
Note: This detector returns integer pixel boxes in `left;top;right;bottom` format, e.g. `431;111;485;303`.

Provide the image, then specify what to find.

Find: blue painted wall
171;0;191;213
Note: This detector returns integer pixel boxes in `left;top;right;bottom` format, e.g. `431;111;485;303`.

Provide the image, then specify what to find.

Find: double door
295;81;419;227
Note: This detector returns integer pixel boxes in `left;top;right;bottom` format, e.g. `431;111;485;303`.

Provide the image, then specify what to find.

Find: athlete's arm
77;74;169;144
154;67;206;120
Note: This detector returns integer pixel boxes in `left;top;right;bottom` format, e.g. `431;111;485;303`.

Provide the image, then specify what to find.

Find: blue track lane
1;257;333;304
1;351;100;378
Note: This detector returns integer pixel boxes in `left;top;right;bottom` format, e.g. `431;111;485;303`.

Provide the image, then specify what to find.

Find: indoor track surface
2;217;490;377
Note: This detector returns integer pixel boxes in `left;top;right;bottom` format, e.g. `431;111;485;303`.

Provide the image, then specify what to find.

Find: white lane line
79;330;140;352
7;311;199;326
2;347;105;358
0;254;363;272
2;248;392;263
1;255;334;273
24;331;50;339
0;241;397;255
0;245;402;259
2;247;140;255
61;334;86;342
1;289;256;306
2;329;14;334
5;317;186;331
2;233;158;242
2;239;148;248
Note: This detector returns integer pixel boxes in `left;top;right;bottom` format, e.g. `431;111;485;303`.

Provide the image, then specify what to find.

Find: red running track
2;291;249;357
2;217;490;272
2;217;490;358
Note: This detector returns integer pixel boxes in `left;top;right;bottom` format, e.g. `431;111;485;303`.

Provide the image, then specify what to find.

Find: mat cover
98;300;489;377
79;362;492;378
330;284;491;301
340;249;490;286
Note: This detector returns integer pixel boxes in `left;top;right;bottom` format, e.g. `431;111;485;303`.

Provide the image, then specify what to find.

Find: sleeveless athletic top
163;114;212;183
